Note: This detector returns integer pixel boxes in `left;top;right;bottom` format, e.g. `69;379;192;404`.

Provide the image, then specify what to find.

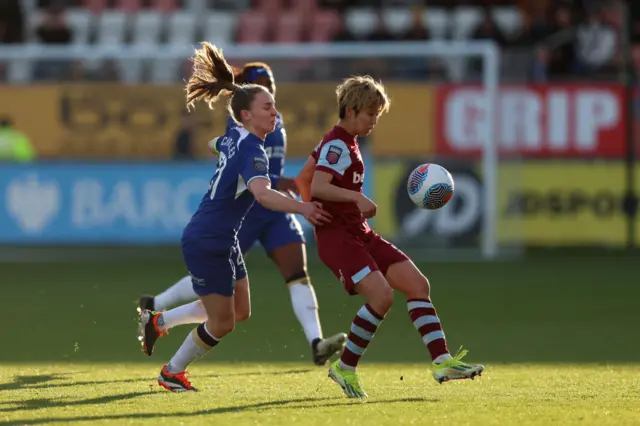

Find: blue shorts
237;212;305;254
181;239;247;297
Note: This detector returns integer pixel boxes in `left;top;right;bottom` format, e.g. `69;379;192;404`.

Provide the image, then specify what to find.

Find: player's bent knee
206;315;236;338
377;285;394;314
235;308;251;322
358;273;394;316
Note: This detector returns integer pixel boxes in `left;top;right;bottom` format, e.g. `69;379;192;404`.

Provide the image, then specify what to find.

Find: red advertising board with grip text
435;84;627;158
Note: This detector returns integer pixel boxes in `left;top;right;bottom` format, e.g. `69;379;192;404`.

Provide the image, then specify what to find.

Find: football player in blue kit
139;60;347;371
142;43;332;392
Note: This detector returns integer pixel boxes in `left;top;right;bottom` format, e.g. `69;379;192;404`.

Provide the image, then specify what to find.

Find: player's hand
356;194;377;219
276;177;300;197
300;201;332;226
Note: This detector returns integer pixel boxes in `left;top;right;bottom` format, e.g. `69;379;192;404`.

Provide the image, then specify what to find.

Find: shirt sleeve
240;145;270;187
208;137;220;155
315;139;351;180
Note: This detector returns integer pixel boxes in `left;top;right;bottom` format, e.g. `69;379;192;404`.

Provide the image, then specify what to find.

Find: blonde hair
185;42;267;124
335;75;390;119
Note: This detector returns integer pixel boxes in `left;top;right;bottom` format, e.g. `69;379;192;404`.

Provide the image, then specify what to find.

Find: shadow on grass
0;369;313;392
0;374;73;392
0;396;431;425
0;391;154;413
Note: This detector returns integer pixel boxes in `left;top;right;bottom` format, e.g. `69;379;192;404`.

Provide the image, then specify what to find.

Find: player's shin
340;304;384;370
156;301;207;331
407;299;452;363
288;278;322;343
154;276;198;311
166;322;220;373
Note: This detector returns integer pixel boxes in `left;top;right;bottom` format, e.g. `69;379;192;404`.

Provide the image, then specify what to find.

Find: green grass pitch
0;248;638;425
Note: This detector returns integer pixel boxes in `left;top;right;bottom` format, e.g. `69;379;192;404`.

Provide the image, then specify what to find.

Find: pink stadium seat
253;0;283;17
273;11;303;43
153;0;177;11
236;11;269;44
292;0;318;14
309;10;340;42
84;0;108;13
115;0;144;12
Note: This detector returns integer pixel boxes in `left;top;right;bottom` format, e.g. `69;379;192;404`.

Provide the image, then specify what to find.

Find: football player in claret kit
296;76;485;398
138;59;346;367
145;42;331;392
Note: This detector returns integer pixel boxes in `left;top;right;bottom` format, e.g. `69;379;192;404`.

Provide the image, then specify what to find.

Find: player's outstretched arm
296;156;316;202
311;171;377;219
248;178;331;225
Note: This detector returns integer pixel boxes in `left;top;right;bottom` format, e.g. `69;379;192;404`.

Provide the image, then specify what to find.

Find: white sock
167;323;219;373
155;275;197;311
289;282;322;344
156;301;207;331
434;353;453;364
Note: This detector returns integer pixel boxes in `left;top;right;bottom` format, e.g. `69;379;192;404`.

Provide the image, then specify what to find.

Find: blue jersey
226;116;285;219
183;127;270;250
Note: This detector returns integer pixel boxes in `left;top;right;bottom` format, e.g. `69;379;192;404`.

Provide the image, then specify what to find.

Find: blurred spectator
536;2;618;81
397;7;439;81
514;0;553;45
472;9;508;47
36;4;72;44
573;6;618;77
333;15;358;42
0;118;36;163
173;110;196;160
0;0;24;44
534;4;577;81
367;11;396;42
400;6;431;41
468;9;508;77
32;3;74;81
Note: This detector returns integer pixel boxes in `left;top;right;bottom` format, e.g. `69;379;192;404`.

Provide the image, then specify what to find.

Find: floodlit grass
1;363;638;425
0;249;638;424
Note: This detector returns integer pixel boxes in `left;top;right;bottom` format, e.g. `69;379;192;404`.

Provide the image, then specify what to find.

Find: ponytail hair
185;42;237;111
184;42;270;126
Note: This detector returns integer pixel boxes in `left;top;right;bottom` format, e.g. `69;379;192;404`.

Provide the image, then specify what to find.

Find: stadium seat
166;12;198;46
236;11;268;44
84;0;108;13
97;11;129;45
26;9;44;42
292;0;318;13
491;7;522;38
66;9;94;45
204;12;238;46
451;7;483;39
153;0;178;12
184;0;207;12
253;0;283;16
115;0;143;12
132;11;164;45
308;10;340;43
423;8;449;39
273;11;303;43
345;8;376;38
384;8;412;37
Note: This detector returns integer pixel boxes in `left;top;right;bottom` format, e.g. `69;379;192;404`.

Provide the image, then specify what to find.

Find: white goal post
0;41;500;259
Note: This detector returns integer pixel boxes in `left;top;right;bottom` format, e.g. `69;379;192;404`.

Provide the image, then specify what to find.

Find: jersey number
209;152;227;200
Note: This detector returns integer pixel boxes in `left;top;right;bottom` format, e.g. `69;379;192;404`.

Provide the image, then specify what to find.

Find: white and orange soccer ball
407;164;454;210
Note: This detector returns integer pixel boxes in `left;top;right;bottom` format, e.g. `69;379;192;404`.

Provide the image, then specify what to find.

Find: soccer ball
407;164;454;210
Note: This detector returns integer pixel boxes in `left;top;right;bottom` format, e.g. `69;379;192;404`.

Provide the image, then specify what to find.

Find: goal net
0;41;517;261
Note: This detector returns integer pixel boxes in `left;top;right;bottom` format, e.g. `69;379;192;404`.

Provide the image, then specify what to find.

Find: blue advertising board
0;159;373;244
